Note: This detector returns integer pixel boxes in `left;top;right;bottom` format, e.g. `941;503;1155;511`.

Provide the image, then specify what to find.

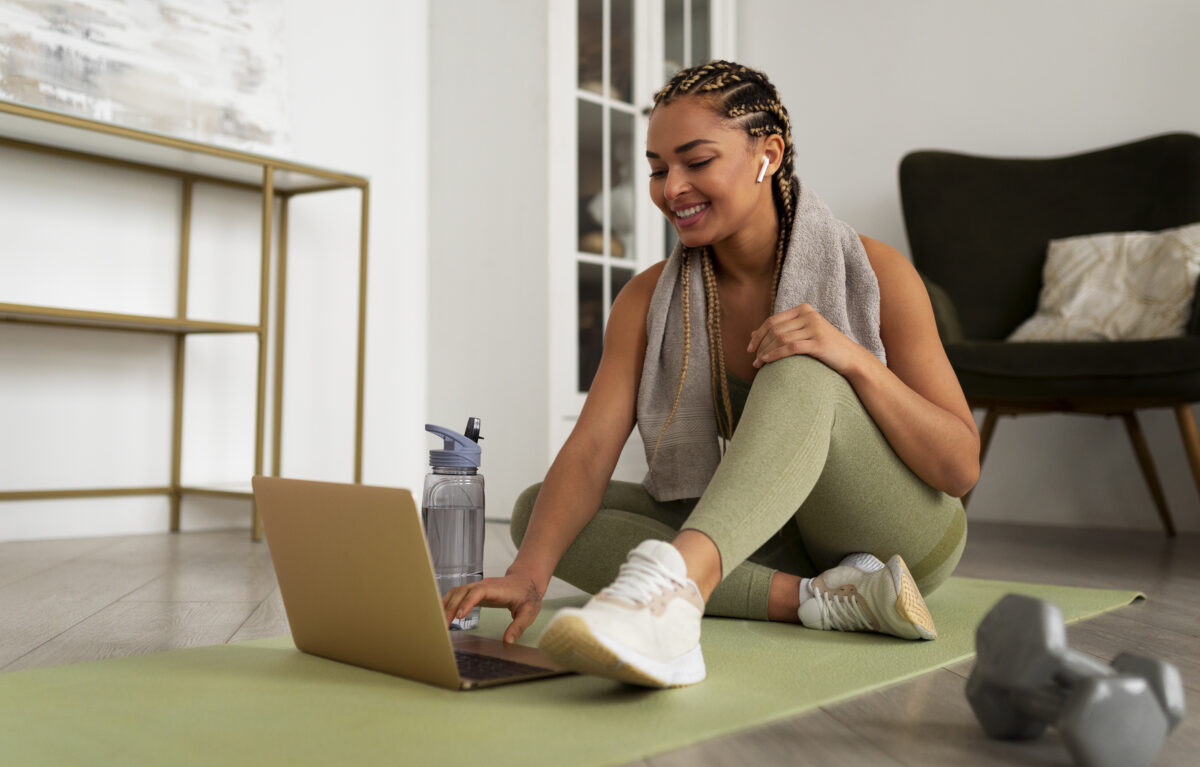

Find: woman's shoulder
603;260;669;348
858;234;923;297
858;234;906;272
612;260;669;314
857;234;940;351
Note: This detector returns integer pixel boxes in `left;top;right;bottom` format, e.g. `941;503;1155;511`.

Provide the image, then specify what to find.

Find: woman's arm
847;236;979;496
747;236;979;497
507;263;661;585
442;262;664;641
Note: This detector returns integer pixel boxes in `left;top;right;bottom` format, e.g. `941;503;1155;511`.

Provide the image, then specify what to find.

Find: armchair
899;133;1200;535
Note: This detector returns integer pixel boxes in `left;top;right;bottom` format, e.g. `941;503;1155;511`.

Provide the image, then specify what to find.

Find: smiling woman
443;60;979;690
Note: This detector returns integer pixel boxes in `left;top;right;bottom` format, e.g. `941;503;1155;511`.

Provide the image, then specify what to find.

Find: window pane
692;0;711;65
577;100;603;255
611;0;634;103
612;267;634;305
610;109;635;262
664;0;684;77
578;262;604;391
578;0;603;96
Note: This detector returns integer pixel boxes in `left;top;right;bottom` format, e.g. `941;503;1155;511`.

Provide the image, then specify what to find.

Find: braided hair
650;60;797;452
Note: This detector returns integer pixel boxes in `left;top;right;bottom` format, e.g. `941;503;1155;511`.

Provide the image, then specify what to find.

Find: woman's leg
681;355;967;612
511;480;798;619
515;355;965;621
510;480;692;594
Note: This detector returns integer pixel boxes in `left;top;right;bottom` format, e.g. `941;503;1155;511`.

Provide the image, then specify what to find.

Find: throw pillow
1008;222;1200;341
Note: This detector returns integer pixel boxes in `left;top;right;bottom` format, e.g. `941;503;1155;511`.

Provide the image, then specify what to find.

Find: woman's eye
648;159;711;178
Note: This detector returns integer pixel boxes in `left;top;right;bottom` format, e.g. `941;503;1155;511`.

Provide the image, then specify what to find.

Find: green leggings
511;355;967;620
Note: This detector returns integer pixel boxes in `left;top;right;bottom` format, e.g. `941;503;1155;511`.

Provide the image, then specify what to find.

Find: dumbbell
966;594;1186;767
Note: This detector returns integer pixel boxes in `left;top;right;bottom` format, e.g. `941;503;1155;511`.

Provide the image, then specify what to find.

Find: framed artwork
0;0;288;149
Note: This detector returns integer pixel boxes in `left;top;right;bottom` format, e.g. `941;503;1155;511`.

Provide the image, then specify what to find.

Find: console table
0;99;370;540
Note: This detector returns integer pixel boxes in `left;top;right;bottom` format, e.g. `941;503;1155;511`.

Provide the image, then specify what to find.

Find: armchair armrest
918;271;965;344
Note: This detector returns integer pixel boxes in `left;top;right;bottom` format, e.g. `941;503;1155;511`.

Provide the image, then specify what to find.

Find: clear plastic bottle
422;419;485;630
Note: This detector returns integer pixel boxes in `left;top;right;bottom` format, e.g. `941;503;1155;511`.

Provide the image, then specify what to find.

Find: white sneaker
798;554;937;640
838;552;885;572
538;539;706;687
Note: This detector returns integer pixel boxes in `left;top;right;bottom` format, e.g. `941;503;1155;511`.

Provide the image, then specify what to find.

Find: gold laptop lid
252;476;462;690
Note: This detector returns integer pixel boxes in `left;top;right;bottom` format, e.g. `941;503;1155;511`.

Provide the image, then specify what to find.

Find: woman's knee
510;483;542;549
913;519;967;596
743;355;850;426
758;354;844;394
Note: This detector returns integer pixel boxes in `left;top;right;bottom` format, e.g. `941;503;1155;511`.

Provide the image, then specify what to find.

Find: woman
443;60;978;688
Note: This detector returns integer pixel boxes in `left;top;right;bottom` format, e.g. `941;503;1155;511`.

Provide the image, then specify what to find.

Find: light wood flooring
1;520;1197;766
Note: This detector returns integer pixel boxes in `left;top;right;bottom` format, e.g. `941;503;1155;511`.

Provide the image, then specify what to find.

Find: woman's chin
676;230;714;250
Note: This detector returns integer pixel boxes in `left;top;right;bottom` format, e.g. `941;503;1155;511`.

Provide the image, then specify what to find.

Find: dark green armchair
899;133;1200;535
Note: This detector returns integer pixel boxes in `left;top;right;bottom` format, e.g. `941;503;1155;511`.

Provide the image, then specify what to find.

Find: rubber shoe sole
889;555;937;640
538;613;706;688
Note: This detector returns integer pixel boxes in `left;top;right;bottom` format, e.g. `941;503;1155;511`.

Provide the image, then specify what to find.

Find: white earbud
756;156;770;183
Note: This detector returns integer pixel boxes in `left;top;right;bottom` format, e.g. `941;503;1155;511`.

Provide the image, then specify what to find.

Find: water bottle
422;417;485;630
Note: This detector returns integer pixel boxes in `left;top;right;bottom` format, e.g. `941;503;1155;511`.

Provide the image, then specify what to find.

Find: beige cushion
1008;222;1200;341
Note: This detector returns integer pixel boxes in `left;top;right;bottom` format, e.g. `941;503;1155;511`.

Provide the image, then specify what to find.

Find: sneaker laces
812;588;874;632
599;550;682;606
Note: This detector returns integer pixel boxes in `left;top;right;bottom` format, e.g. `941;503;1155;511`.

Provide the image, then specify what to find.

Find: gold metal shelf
180;484;254;500
0;487;173;502
0;98;371;541
0;303;261;335
0;484;253;504
0;100;367;193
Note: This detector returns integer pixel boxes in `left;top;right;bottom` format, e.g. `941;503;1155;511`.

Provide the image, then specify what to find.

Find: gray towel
636;176;886;501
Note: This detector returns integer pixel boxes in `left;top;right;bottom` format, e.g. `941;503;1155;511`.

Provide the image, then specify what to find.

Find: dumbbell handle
987;650;1114;725
1056;648;1113;685
1011;685;1069;725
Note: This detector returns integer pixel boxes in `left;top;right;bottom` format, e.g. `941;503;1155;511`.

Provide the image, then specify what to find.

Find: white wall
426;0;551;521
282;0;428;497
0;0;429;540
739;0;1200;530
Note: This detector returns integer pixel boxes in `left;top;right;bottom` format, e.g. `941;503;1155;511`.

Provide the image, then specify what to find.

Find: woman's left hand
747;303;869;375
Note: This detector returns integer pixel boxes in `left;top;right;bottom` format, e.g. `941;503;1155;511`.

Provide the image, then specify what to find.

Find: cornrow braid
650;60;798;451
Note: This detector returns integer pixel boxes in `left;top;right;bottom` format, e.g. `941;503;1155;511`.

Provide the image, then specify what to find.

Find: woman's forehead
646;99;743;153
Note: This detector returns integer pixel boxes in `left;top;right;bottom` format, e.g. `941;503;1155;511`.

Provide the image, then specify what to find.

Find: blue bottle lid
425;418;482;469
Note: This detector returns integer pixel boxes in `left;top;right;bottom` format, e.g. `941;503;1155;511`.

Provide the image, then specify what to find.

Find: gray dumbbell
966;594;1186;767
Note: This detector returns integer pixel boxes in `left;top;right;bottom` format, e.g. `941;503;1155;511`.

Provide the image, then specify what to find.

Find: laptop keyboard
454;649;551;681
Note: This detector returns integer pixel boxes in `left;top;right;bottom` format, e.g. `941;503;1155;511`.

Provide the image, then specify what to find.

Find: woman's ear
763;134;785;178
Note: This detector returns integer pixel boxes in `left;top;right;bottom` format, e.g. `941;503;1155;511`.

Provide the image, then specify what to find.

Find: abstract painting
0;0;288;149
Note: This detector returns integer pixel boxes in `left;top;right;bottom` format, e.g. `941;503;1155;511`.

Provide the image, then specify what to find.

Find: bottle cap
425;418;483;469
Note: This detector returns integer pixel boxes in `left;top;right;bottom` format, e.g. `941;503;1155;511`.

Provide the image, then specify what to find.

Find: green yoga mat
0;577;1139;767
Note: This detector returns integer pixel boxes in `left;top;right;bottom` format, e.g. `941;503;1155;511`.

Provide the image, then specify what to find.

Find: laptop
251;476;570;690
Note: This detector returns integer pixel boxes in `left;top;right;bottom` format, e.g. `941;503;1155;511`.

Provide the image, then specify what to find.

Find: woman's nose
664;169;688;200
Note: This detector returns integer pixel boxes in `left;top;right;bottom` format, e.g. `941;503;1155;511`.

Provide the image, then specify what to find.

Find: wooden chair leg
1121;411;1177;538
1174;403;1200;509
962;408;999;509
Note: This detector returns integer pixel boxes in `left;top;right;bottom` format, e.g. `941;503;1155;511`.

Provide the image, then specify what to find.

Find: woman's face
646;96;771;250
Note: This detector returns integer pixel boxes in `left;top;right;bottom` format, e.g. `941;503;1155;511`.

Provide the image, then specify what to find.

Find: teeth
675;203;708;219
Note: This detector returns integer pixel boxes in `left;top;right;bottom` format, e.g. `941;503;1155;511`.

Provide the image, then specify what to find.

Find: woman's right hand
441;571;545;644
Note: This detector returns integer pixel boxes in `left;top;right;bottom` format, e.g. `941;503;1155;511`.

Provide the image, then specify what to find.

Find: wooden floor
1;519;1196;766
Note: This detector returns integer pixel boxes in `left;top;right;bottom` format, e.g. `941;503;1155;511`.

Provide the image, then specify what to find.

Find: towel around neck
635;176;886;501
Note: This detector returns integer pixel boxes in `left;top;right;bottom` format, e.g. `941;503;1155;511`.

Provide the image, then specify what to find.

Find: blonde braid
701;250;735;441
649;248;692;464
649;60;798;447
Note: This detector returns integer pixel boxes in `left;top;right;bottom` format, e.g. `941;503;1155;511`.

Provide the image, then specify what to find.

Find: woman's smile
673;201;710;227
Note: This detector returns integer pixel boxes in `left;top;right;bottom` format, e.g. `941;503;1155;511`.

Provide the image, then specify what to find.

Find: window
551;0;732;450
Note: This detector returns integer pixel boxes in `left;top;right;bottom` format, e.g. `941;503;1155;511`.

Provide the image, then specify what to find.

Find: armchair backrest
899;133;1200;340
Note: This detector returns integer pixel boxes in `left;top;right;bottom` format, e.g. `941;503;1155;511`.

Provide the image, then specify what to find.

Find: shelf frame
0;99;371;541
